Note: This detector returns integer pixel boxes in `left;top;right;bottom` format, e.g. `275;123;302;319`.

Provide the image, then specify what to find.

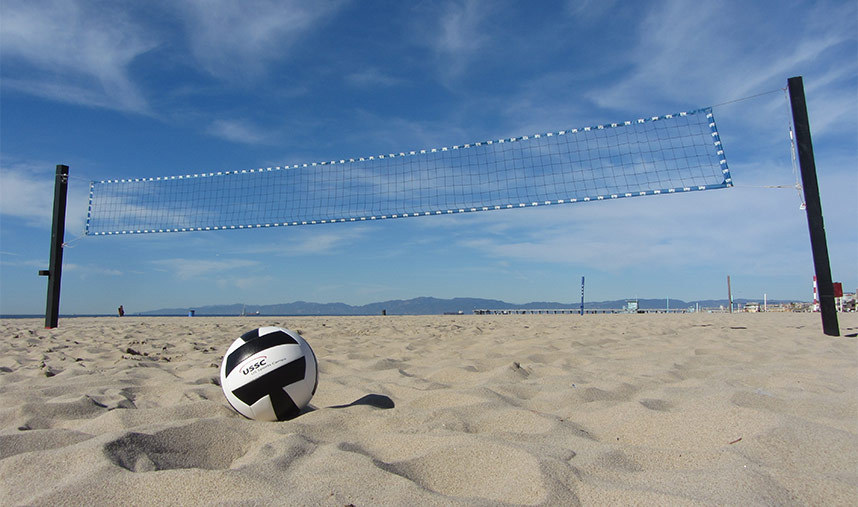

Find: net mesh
85;107;730;235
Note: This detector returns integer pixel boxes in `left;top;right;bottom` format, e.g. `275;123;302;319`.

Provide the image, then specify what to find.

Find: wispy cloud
802;64;858;135
427;166;814;278
289;229;366;254
226;226;369;257
0;162;89;232
413;0;494;81
492;72;594;137
217;275;275;290
206;119;274;144
564;0;618;19
64;263;123;277
151;258;260;279
591;0;857;116
435;0;489;54
344;109;471;154
0;256;119;278
0;1;347;113
0;167;48;227
0;254;41;269
0;0;156;113
344;68;403;89
171;0;345;81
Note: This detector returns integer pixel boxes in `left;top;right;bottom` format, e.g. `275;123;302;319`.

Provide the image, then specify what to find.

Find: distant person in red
118;305;125;317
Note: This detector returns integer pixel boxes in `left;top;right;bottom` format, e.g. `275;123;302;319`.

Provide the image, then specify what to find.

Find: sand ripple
1;313;856;505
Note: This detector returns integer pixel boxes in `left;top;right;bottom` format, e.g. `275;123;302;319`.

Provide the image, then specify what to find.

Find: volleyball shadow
299;394;394;417
328;394;395;410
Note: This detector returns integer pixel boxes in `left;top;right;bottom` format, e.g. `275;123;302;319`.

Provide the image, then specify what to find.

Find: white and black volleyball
220;327;318;421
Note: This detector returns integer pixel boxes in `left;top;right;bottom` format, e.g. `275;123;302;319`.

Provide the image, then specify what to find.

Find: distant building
744;302;760;312
840;291;856;312
625;299;639;313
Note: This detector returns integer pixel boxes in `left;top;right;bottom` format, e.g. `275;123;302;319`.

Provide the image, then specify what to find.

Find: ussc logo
242;355;267;375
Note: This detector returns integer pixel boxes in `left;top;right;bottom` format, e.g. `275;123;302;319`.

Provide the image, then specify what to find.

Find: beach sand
1;313;856;505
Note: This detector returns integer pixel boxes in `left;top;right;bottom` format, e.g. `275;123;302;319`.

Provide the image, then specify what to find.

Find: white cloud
416;169;815;279
171;0;345;80
455;204;733;272
0;168;48;226
0;1;347;112
802;65;858;135
344;109;471;154
332;281;395;300
226;226;369;257
64;263;123;277
0;162;89;233
207;119;273;144
0;254;41;269
0;257;121;282
435;0;489;54
492;72;593;137
217;275;275;290
291;230;360;254
345;68;403;88
591;0;857;116
0;0;156;112
412;0;494;81
564;0;618;19
150;258;259;279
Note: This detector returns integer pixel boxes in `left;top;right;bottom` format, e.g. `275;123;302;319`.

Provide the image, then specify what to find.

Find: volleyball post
39;164;69;329
787;76;839;336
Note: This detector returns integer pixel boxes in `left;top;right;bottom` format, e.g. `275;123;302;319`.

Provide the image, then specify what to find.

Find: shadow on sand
299;393;394;417
328;393;395;410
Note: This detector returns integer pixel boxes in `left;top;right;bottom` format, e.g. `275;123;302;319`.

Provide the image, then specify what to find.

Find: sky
1;0;856;315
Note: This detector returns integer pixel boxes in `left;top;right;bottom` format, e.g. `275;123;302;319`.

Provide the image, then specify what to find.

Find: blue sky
1;0;856;315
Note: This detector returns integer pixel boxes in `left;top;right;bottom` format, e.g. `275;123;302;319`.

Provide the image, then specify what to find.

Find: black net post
787;76;839;336
40;164;69;329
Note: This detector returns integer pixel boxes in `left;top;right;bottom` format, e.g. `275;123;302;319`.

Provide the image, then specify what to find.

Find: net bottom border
85;181;732;236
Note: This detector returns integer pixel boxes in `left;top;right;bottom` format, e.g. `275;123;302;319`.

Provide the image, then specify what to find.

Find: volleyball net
85;107;731;236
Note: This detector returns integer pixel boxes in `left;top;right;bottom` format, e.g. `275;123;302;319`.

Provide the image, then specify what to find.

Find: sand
1;312;856;505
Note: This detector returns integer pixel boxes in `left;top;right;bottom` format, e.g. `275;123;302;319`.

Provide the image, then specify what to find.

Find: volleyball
220;327;318;421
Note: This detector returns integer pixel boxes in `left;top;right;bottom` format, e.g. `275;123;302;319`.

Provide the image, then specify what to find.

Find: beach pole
787;76;839;336
727;275;732;313
580;277;585;315
39;164;69;329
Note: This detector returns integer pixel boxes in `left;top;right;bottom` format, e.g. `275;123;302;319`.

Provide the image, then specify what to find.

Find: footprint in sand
103;419;250;472
639;398;673;412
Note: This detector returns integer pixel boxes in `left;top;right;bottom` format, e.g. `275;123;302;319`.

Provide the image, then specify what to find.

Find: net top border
91;107;716;185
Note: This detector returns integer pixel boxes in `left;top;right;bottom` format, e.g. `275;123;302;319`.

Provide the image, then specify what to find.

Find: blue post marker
580;277;585;315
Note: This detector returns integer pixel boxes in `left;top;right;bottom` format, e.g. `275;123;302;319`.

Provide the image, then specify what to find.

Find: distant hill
139;296;798;316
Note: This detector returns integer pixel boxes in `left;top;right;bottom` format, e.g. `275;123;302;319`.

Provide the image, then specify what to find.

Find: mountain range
138;296;798;316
